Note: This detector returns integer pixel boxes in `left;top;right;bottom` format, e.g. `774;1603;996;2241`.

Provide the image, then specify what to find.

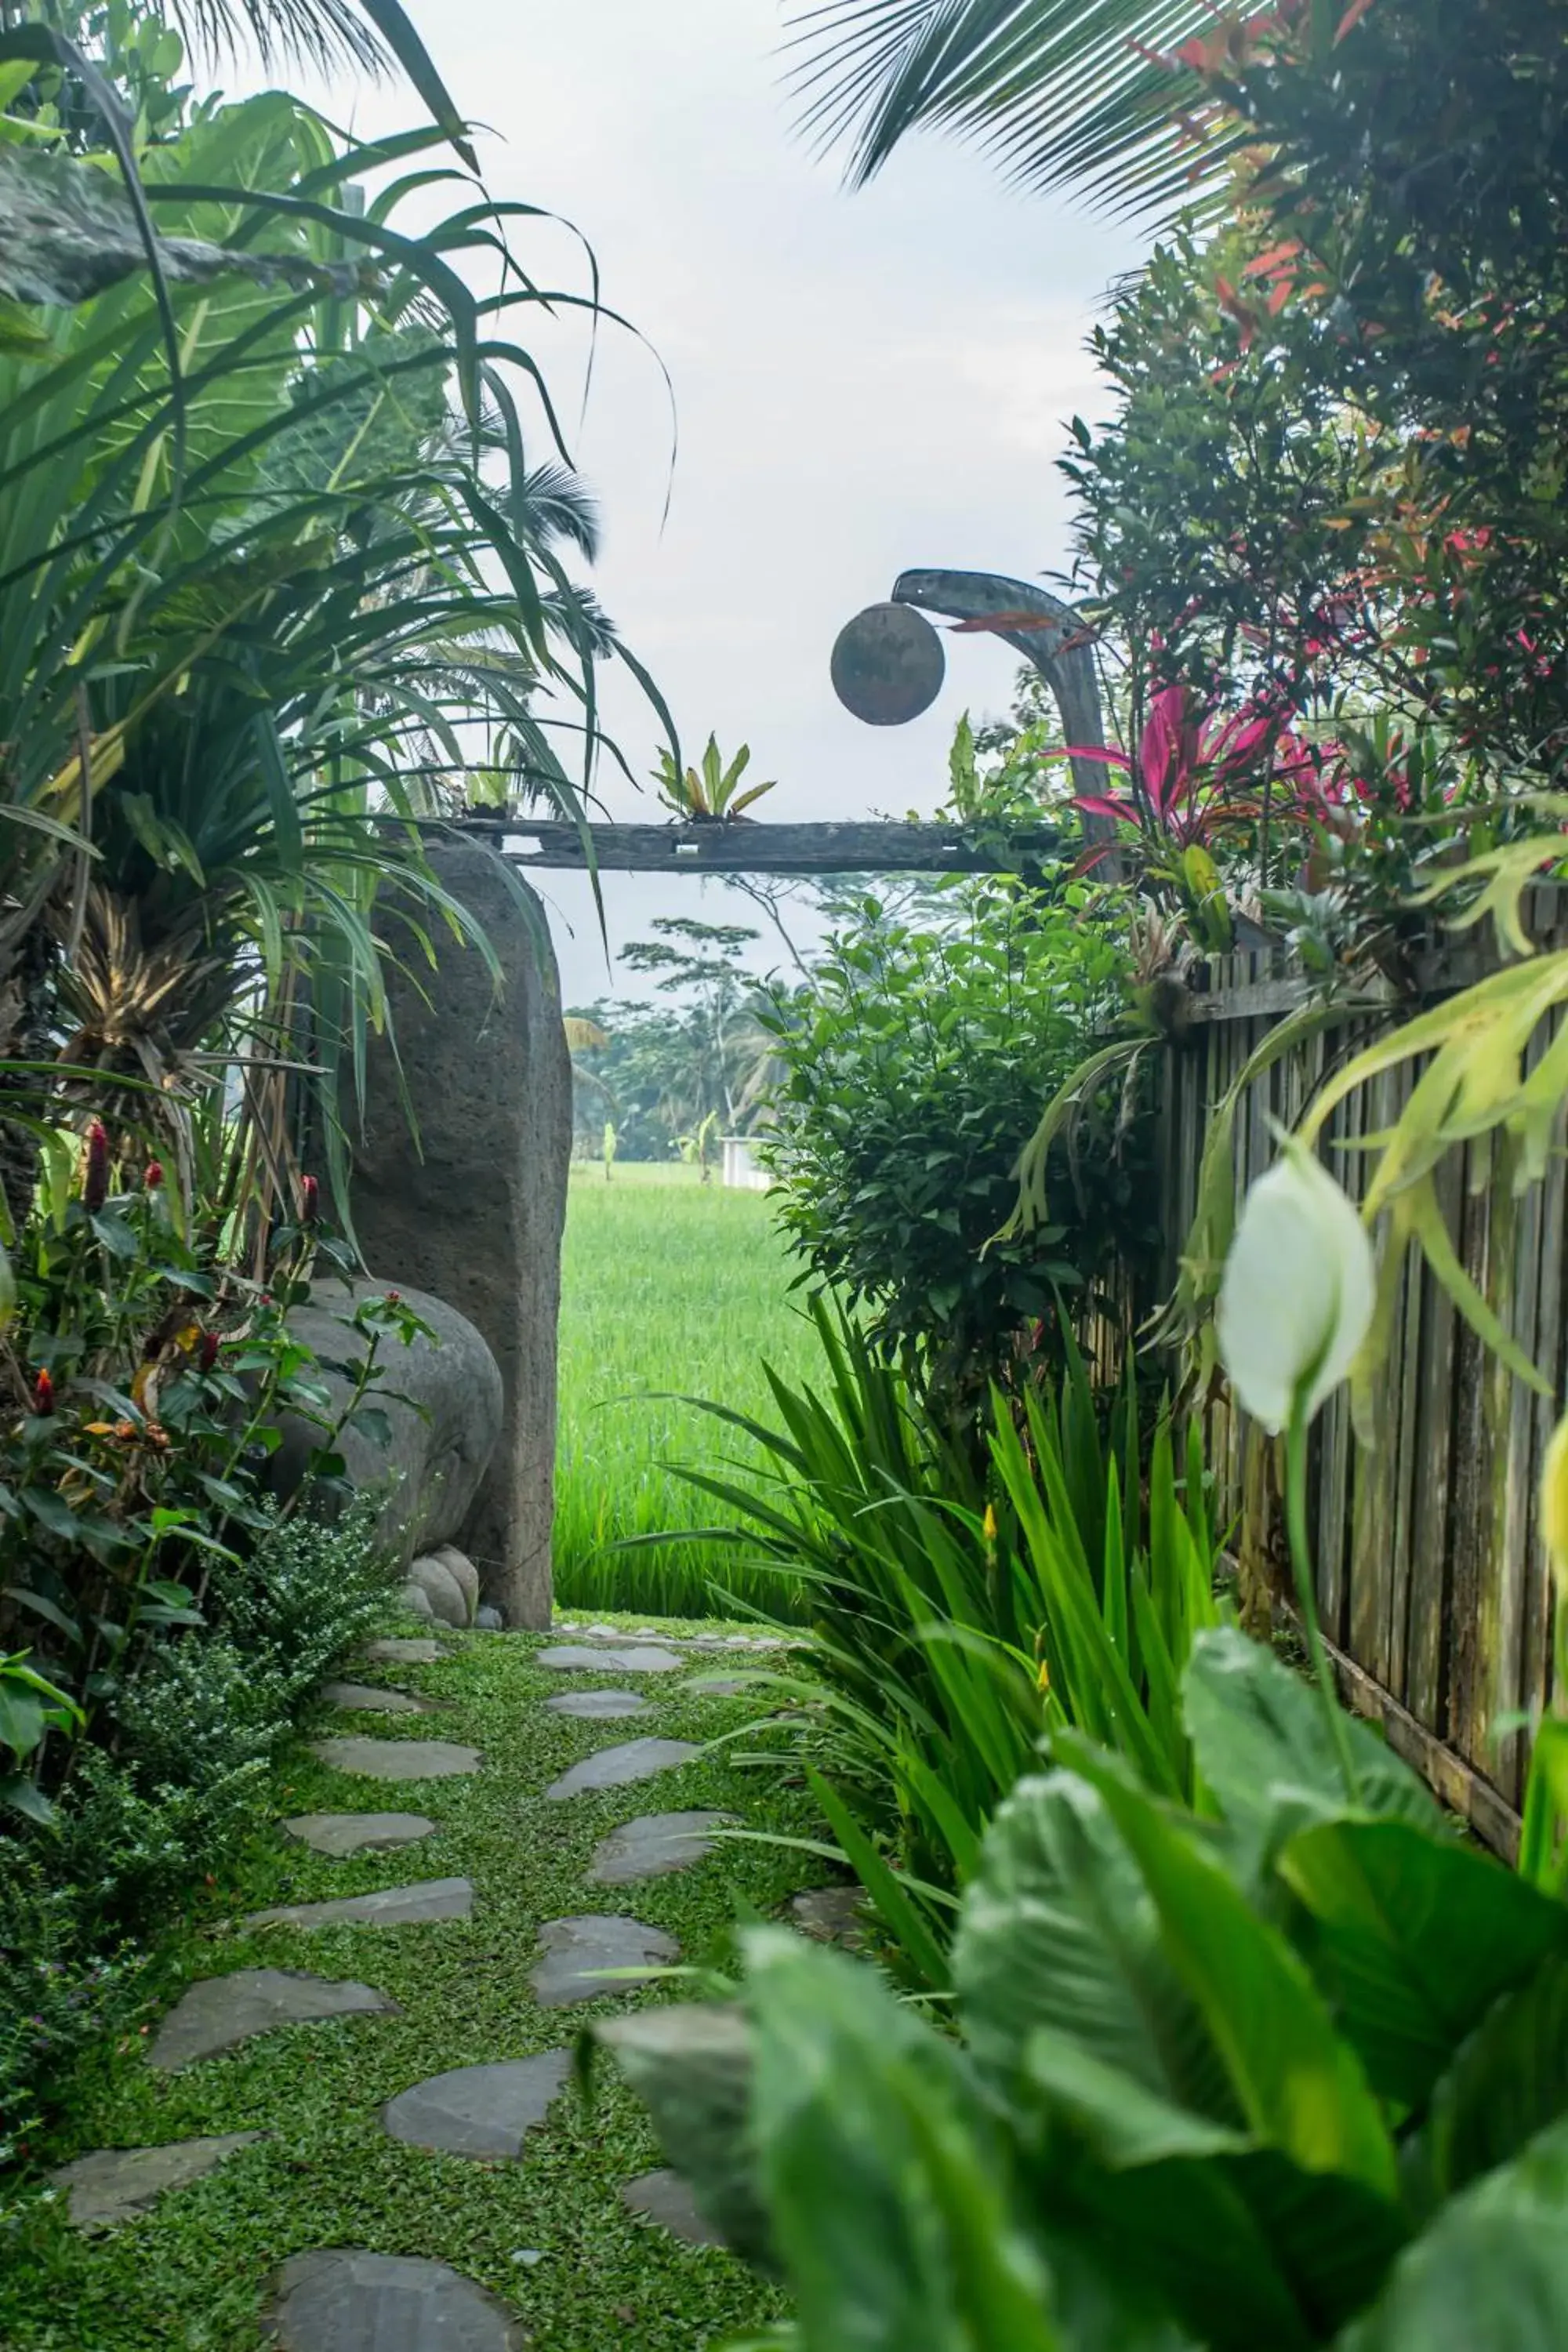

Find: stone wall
342;840;572;1628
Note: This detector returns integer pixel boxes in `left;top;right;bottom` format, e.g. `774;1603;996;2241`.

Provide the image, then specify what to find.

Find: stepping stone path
310;1736;479;1780
545;1736;699;1800
361;1638;444;1664
790;1884;869;1947
683;1675;750;1697
152;1969;395;2071
622;2168;728;2249
382;2053;571;2158
588;1809;734;1886
536;1643;684;1673
529;1915;677;2007
546;1688;648;1719
263;2251;524;2350
245;1877;474;1931
281;1812;437;1858
53;2132;262;2228
321;1681;433;1715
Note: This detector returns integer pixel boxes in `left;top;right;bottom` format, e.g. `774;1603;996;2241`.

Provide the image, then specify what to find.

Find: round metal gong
830;601;946;726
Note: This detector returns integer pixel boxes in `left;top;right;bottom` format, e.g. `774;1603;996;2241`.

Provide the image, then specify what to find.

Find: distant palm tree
786;0;1228;215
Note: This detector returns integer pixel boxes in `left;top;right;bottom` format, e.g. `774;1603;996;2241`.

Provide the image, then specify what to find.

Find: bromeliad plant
601;1143;1568;2351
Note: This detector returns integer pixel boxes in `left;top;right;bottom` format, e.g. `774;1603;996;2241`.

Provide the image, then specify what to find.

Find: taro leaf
953;1771;1236;2129
1061;1737;1399;2201
1278;1819;1568;2110
1336;2114;1568;2352
1182;1628;1439;1882
0;143;362;310
594;2003;771;2271
1412;1953;1568;2206
739;1927;1065;2352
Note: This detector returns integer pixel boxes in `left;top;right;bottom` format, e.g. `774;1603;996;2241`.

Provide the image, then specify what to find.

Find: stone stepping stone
152;1969;395;2071
622;2168;727;2249
263;2251;524;2350
310;1737;479;1781
529;1915;677;2007
53;2132;263;2228
682;1675;750;1697
545;1689;649;1721
281;1813;437;1859
361;1638;444;1664
536;1643;683;1674
789;1885;869;1947
545;1737;699;1801
382;2053;571;2158
587;1810;733;1886
245;1878;473;1931
321;1682;433;1716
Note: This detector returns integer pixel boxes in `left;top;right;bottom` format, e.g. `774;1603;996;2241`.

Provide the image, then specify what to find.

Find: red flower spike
84;1121;109;1214
198;1330;220;1374
300;1174;319;1224
143;1161;165;1192
32;1368;54;1417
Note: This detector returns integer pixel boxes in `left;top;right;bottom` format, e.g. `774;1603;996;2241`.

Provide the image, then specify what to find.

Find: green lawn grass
0;1622;815;2350
554;1163;817;1622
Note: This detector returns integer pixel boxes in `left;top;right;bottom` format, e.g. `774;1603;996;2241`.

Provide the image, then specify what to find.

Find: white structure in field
720;1134;770;1192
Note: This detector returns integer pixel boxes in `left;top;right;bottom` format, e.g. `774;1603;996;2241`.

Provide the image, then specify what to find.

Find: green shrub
762;882;1153;1429
604;1628;1568;2351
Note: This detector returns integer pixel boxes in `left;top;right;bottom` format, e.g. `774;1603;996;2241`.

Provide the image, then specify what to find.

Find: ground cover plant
553;1163;817;1621
0;1620;812;2352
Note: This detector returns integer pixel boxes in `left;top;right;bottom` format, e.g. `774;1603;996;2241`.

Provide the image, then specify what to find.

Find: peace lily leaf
1024;2026;1247;2168
595;2002;771;2270
741;1927;1064;2352
1182;1628;1439;1882
1413;1952;1568;2205
1336;2114;1568;2352
1060;1737;1399;2201
1279;1820;1568;2108
954;1770;1235;2125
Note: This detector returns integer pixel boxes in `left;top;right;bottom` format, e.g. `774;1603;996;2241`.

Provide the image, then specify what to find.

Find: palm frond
786;0;1235;215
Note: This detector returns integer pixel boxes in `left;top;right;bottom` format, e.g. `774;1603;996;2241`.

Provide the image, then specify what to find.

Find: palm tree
786;0;1231;213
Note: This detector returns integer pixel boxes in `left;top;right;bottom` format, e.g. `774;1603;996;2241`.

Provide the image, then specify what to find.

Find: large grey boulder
274;1279;503;1566
341;842;572;1629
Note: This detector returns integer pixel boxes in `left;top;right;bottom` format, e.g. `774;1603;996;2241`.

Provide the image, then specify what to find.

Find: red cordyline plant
1065;681;1319;854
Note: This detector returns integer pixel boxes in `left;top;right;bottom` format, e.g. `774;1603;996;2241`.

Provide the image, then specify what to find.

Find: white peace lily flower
1216;1138;1376;1435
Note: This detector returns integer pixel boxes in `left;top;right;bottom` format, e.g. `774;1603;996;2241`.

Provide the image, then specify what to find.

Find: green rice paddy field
554;1162;818;1621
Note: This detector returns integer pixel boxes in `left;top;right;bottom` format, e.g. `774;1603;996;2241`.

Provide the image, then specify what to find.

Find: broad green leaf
1279;1819;1568;2108
1183;1627;1439;1880
1337;2115;1568;2352
1024;2027;1246;2167
1062;1739;1399;2200
595;2003;771;2270
742;1929;1063;2352
955;1771;1235;2125
1409;1952;1568;2205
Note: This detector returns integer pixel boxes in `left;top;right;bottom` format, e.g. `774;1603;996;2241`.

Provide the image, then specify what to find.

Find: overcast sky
300;1;1144;999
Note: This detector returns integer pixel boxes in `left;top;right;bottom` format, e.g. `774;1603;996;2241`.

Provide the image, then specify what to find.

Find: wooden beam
453;818;1064;877
1321;1629;1523;1861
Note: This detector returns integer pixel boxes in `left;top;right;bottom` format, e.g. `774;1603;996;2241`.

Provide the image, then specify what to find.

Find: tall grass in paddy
554;1161;818;1620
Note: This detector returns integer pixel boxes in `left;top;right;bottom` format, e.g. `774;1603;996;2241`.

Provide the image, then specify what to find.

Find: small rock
263;2251;524;2350
510;2249;543;2267
382;2053;571;2158
433;1544;480;1622
630;1628;660;1640
244;1877;474;1931
321;1681;432;1716
475;1604;504;1631
53;2132;263;2228
362;1639;443;1665
401;1581;437;1624
310;1737;480;1782
529;1915;677;2007
406;1555;469;1628
587;1811;733;1886
789;1885;869;1948
682;1676;749;1698
587;1623;620;1638
151;1969;395;2071
545;1737;699;1801
281;1813;437;1859
546;1690;649;1721
621;2169;727;2249
536;1644;684;1675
